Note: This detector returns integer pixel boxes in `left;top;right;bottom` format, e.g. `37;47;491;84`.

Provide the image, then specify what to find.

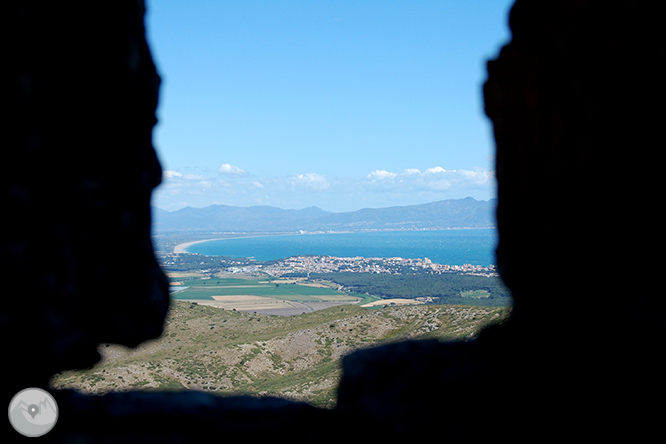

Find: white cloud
159;170;216;191
291;173;330;190
162;170;211;182
424;166;447;175
182;173;210;181
367;169;398;181
163;170;183;179
421;168;493;188
218;163;247;175
365;166;493;192
457;169;494;184
154;164;495;213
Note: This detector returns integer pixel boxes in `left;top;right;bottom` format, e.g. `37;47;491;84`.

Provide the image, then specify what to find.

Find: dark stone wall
1;1;661;442
1;0;168;406
480;0;661;437
485;0;661;333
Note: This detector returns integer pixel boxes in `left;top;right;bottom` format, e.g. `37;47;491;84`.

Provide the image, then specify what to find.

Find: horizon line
152;196;497;214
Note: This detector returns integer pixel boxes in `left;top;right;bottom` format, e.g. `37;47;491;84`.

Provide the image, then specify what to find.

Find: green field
171;277;357;303
460;290;491;299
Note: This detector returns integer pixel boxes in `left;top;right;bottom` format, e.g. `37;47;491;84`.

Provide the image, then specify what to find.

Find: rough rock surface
1;1;661;442
1;0;169;430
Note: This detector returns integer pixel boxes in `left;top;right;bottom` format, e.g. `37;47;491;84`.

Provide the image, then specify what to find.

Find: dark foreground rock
47;390;329;443
1;1;661;442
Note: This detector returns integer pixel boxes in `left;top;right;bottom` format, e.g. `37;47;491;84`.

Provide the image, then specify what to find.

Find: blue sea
185;229;498;266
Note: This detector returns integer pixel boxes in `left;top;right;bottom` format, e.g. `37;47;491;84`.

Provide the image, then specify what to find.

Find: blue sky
146;0;513;212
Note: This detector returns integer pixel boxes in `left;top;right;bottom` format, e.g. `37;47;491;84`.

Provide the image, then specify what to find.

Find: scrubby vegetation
51;301;509;407
311;272;512;306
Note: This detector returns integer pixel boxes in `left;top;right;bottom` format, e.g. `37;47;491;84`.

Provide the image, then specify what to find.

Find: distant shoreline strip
174;239;215;254
172;227;496;255
173;233;296;254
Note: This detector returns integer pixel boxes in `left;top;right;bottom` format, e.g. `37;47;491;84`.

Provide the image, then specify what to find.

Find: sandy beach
173;239;216;254
173;236;258;254
172;232;298;255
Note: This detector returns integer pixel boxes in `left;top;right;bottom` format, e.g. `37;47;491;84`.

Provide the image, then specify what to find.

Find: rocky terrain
51;301;508;407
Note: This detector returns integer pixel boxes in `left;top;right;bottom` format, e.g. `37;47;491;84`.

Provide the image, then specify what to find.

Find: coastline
173;239;212;254
172;233;297;254
172;227;496;255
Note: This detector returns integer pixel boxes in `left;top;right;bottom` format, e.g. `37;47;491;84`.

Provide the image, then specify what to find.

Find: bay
185;229;498;266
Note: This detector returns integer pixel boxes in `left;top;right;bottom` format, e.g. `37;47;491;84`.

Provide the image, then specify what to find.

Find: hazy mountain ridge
153;204;331;232
153;197;496;233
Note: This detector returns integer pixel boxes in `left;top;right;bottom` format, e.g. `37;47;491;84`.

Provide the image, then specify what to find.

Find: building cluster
159;249;498;278
259;255;497;278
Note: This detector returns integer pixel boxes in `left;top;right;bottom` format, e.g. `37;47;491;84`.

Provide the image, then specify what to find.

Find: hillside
153;197;496;233
153;205;331;232
311;197;496;231
51;301;508;407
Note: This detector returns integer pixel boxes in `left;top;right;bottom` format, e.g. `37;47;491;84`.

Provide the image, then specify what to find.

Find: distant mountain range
152;197;496;233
